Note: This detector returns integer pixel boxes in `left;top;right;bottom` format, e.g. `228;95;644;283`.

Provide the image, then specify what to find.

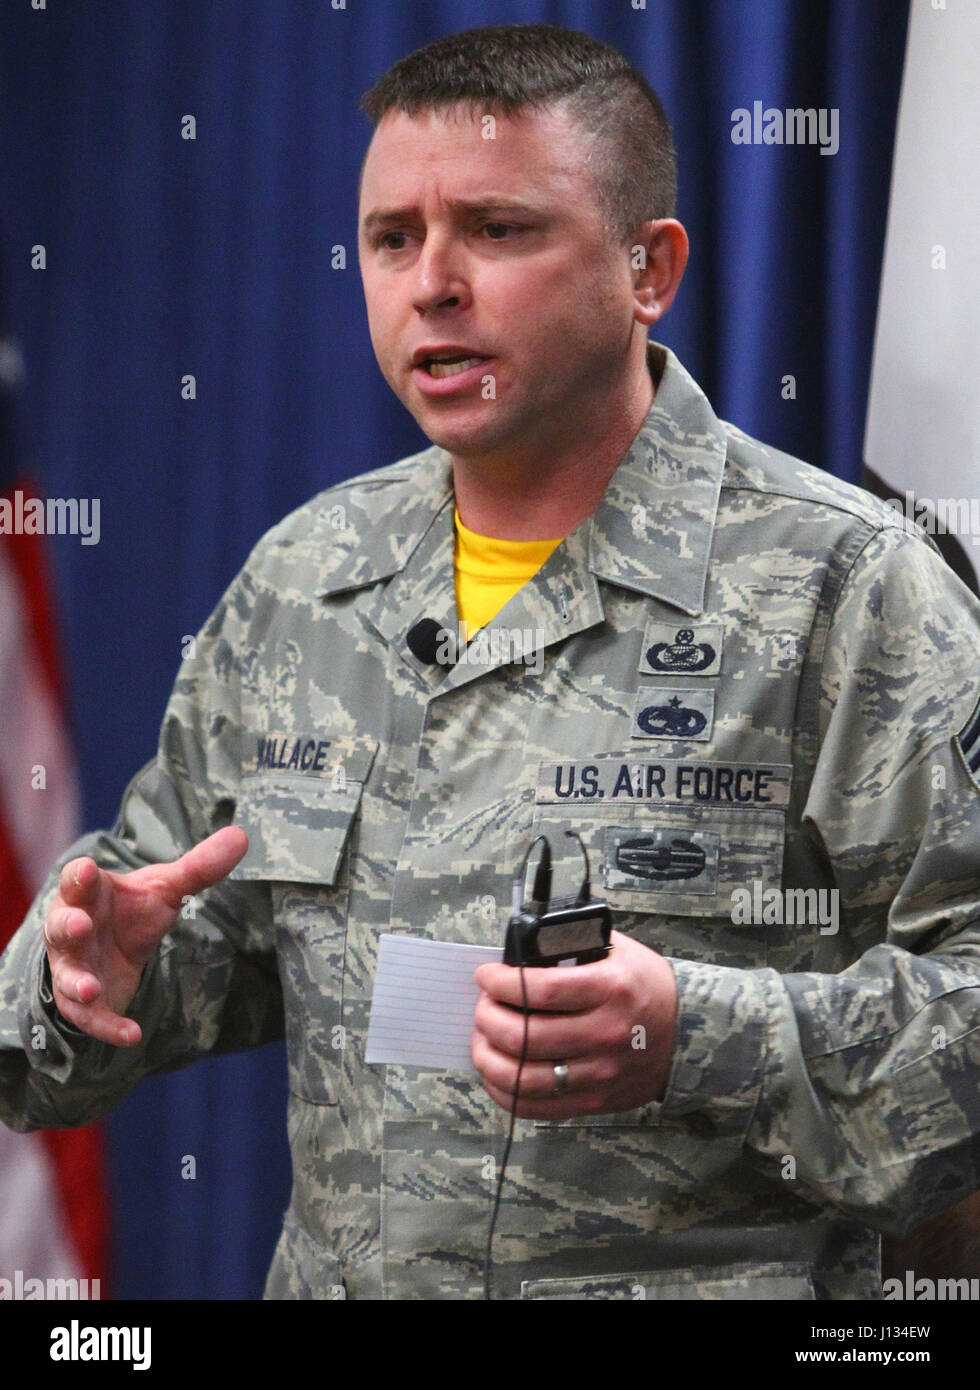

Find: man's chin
410;409;512;459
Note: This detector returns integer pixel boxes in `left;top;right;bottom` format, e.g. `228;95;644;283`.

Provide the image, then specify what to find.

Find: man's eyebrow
360;197;546;235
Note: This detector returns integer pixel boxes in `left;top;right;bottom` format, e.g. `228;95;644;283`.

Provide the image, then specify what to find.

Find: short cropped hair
360;24;677;245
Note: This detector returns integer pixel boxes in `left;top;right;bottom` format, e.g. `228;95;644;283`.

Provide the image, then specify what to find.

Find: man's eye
482;223;518;240
378;231;409;250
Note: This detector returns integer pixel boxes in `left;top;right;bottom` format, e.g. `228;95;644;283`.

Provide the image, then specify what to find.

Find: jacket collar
587;342;726;613
313;340;727;617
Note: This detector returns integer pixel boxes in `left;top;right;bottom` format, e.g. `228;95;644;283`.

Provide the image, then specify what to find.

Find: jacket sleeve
655;522;980;1238
0;550;283;1134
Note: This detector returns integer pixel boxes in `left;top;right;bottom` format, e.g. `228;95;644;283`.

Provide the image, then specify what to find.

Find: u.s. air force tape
536;759;791;808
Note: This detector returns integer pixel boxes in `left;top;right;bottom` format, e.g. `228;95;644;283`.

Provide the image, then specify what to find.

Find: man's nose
412;232;469;314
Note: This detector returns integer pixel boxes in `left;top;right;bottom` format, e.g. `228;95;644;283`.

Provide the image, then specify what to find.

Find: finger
42;905;93;954
474;958;613;1012
473;992;597;1061
149;825;249;906
481;1074;605;1122
58;857;101;908
52;993;142;1048
51;958;102;1007
473;1029;609;1100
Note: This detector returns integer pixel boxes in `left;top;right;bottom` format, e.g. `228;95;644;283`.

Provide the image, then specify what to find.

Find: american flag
0;254;108;1296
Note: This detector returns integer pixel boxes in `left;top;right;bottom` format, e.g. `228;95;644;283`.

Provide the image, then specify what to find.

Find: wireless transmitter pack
503;831;612;968
484;830;614;1298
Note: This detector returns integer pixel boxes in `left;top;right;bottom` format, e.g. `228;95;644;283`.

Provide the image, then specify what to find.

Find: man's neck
451;350;656;541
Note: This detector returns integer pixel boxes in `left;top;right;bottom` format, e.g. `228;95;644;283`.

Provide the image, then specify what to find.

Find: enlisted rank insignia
640;622;722;677
603;826;720;894
632;687;714;741
956;694;980;788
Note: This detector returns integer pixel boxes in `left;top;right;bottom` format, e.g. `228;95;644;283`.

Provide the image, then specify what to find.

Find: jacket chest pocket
231;755;374;1103
529;801;786;969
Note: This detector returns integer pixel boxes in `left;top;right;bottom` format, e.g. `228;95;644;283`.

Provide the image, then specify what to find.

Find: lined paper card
365;934;504;1071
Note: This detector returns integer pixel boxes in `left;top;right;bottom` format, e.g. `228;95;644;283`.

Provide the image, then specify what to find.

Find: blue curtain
0;0;909;1298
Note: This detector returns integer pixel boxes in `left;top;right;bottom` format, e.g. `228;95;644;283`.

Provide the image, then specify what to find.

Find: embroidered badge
603;826;720;894
632;688;714;742
640;623;723;677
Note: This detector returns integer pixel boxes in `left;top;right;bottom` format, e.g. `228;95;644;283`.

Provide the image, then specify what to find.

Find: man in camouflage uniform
3;25;980;1300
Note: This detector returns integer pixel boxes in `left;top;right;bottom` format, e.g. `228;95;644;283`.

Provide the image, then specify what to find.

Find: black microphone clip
406;617;450;666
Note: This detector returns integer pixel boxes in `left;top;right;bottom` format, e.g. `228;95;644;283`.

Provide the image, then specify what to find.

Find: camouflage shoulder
230;442;452;593
721;420;933;547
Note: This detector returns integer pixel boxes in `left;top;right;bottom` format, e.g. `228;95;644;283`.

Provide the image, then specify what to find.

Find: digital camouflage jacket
3;342;980;1299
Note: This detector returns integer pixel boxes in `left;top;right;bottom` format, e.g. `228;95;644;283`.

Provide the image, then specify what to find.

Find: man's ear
630;219;689;327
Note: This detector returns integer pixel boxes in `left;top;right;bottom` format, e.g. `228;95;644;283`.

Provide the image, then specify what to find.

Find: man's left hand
472;931;678;1119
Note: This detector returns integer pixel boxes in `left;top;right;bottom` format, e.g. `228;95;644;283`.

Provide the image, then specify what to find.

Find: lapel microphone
406;618;451;666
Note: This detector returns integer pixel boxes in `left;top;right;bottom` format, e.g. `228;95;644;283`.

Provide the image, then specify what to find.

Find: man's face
358;103;642;462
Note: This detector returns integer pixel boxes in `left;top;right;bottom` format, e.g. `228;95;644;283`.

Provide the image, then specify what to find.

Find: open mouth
421;354;490;379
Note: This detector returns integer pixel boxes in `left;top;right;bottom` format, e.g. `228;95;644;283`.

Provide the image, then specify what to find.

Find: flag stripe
0;541;79;886
2;475;71;706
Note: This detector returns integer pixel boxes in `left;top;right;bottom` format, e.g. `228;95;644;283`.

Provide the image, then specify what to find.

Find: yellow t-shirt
453;506;563;640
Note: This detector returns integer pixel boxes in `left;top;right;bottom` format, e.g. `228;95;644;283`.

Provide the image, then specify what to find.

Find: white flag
865;0;980;587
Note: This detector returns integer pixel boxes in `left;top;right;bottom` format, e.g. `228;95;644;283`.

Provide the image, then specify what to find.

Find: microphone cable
483;835;547;1300
482;961;530;1301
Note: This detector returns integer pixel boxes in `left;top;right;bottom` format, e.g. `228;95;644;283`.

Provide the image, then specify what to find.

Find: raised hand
41;826;249;1047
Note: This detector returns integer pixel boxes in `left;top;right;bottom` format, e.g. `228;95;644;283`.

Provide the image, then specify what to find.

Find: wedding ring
552;1061;569;1097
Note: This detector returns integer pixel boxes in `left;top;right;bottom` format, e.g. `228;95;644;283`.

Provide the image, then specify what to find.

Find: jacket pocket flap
231;771;363;884
521;1260;815;1299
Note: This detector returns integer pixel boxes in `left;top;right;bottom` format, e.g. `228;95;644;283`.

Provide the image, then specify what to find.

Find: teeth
427;356;485;379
